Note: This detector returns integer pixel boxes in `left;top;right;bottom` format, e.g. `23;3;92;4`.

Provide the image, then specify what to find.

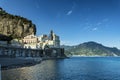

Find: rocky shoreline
0;58;42;70
0;57;67;70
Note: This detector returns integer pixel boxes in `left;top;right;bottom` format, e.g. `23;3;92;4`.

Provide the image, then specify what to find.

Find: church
22;30;60;49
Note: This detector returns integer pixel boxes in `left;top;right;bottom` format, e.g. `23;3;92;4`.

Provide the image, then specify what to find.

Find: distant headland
61;41;120;57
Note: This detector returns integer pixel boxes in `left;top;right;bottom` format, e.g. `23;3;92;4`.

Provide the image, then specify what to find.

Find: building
38;34;48;42
22;30;60;49
38;30;60;49
22;34;39;49
22;34;38;44
47;30;60;48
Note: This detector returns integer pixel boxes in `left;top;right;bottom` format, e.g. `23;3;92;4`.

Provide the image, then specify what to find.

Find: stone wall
44;48;65;58
0;46;65;58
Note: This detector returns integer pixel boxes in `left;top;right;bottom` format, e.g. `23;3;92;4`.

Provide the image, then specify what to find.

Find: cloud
66;2;76;16
67;10;73;15
83;23;93;30
92;27;98;31
83;18;109;31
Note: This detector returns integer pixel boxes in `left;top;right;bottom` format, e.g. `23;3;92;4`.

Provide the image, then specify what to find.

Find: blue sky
0;0;120;48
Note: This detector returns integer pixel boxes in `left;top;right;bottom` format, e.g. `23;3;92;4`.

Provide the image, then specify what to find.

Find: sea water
2;57;120;80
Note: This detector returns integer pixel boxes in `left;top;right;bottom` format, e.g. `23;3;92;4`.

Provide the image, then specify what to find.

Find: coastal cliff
0;8;36;40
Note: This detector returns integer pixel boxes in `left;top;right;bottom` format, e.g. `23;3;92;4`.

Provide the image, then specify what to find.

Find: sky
0;0;120;48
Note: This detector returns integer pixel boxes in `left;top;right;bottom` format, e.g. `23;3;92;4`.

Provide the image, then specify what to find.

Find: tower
50;30;54;40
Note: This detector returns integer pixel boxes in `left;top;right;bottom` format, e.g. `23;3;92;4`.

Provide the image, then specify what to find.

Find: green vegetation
61;41;120;56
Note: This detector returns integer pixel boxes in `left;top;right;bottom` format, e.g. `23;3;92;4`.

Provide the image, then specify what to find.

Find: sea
2;57;120;80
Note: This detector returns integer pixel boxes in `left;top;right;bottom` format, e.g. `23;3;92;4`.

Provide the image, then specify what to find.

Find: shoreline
1;57;67;70
1;56;119;70
70;55;120;57
0;57;42;70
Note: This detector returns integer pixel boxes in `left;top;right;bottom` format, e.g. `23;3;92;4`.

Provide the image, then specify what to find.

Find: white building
38;30;60;49
22;30;60;49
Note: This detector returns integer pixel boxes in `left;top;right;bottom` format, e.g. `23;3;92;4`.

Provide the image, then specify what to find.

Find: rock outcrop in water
0;7;36;40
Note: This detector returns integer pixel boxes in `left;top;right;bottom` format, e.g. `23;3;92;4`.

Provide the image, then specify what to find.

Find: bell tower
50;30;54;40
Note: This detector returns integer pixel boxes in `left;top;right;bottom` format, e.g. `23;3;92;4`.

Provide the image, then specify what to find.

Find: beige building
22;34;38;44
22;34;39;49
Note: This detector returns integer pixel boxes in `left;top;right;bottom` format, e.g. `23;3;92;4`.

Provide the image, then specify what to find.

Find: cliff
0;8;36;40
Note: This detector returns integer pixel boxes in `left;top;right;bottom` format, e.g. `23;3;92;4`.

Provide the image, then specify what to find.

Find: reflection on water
2;60;60;80
2;57;120;80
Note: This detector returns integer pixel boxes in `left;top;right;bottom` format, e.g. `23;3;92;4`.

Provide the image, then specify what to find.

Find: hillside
0;7;36;40
61;41;120;56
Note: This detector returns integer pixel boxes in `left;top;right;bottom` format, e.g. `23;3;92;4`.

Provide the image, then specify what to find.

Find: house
22;34;39;49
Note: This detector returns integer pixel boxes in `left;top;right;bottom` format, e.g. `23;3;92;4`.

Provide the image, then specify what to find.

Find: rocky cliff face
0;8;36;40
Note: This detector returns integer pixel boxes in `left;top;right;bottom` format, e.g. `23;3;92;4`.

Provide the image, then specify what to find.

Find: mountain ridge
61;41;120;56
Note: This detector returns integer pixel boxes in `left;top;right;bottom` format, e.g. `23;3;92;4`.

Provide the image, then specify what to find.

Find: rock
0;8;36;40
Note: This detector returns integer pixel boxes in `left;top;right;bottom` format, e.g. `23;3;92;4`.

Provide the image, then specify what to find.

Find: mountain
61;41;120;56
0;7;36;40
